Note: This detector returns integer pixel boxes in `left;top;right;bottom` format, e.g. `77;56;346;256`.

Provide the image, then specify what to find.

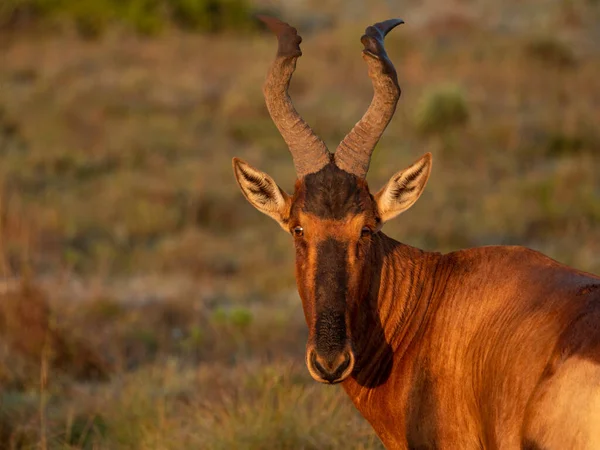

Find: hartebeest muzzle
306;314;355;384
304;237;357;383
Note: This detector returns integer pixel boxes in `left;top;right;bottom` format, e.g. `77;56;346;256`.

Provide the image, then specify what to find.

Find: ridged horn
334;19;404;178
258;15;330;178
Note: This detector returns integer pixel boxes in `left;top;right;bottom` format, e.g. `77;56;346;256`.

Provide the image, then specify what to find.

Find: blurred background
0;0;599;447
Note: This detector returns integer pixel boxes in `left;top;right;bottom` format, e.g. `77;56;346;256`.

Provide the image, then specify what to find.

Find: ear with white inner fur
374;152;432;223
232;158;292;231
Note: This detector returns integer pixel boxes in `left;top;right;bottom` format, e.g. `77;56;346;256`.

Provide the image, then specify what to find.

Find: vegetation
0;0;257;36
524;36;577;68
0;282;381;448
0;0;599;447
414;84;469;135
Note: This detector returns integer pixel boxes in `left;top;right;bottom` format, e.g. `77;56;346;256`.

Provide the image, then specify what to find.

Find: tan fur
524;356;600;449
295;212;368;241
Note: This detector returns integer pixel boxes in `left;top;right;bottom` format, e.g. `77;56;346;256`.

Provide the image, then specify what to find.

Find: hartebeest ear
232;158;292;231
374;152;432;223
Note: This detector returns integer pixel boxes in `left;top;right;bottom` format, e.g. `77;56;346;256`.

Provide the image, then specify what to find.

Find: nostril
310;350;328;377
309;350;354;383
337;352;351;373
313;358;328;377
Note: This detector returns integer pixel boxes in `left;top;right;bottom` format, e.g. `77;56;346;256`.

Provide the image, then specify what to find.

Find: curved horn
334;19;404;178
258;15;330;178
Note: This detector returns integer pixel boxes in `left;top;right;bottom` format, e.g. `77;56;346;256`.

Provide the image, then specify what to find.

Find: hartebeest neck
342;233;443;400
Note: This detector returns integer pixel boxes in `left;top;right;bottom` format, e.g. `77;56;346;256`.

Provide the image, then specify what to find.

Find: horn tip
256;14;302;58
256;14;296;34
367;18;405;39
256;14;282;26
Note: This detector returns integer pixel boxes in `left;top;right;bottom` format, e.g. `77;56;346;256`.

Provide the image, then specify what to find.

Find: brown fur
234;160;600;449
234;17;600;447
339;241;600;449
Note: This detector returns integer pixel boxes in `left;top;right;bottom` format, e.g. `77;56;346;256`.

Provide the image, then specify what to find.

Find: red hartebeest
232;16;600;449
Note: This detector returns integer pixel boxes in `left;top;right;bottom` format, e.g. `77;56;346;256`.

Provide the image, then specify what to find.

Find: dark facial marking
302;163;364;219
315;309;346;357
314;237;348;355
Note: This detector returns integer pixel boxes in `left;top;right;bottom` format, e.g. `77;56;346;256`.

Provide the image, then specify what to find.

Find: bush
546;132;585;157
69;0;115;39
212;306;253;328
415;84;469;135
524;36;577;68
0;0;257;36
120;0;165;36
171;0;254;31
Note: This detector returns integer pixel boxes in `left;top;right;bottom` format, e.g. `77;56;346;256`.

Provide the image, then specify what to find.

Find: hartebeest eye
361;227;372;238
293;226;304;237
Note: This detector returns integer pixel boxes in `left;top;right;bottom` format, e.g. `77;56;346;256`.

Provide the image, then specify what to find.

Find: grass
0;281;380;448
0;0;599;447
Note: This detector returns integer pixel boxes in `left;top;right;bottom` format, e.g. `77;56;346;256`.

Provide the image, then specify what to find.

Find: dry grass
0;282;380;448
0;282;109;390
0;0;599;447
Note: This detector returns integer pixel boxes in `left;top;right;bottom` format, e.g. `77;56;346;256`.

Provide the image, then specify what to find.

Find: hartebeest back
233;16;600;449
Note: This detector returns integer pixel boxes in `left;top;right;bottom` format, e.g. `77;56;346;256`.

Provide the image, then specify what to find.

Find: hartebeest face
287;165;377;384
233;16;431;383
234;156;431;383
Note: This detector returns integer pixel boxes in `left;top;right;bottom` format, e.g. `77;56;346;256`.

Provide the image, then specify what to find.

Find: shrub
415;84;469;135
524;36;577;68
69;0;115;39
0;0;257;36
545;128;599;157
212;306;253;328
546;132;585;157
121;0;164;36
169;0;258;32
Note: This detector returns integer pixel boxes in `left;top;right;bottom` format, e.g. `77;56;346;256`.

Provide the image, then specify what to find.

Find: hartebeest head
233;16;432;384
